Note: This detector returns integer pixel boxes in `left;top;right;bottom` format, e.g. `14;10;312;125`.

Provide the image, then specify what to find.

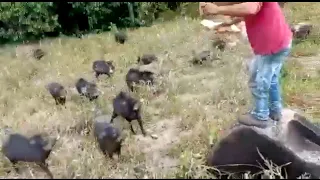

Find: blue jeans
248;43;291;121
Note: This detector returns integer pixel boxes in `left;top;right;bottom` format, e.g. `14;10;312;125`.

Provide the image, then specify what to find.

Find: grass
0;2;319;179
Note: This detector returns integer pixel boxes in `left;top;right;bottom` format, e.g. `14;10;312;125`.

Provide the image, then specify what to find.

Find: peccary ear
30;139;36;145
99;131;107;140
133;101;141;111
137;56;141;63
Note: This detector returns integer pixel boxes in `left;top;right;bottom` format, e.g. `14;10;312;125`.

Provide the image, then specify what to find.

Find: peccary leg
128;85;134;92
129;122;136;134
54;98;59;105
110;111;118;123
116;145;121;157
108;152;114;159
137;118;146;136
95;72;100;79
37;162;53;179
9;160;19;173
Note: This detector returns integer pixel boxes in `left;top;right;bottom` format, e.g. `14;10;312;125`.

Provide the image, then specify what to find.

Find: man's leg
269;48;291;121
239;54;283;128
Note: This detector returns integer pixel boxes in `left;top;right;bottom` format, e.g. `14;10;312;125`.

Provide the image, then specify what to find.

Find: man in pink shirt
201;2;292;128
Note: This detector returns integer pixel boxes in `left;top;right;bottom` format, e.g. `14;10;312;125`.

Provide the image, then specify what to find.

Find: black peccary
93;108;123;159
192;50;211;65
137;54;158;65
206;126;320;179
45;82;67;105
110;91;146;136
125;68;154;92
92;60;115;78
285;113;320;152
75;78;100;101
114;31;128;44
2;132;58;179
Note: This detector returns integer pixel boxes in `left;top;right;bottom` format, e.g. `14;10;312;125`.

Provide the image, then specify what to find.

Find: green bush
0;2;59;43
0;2;191;44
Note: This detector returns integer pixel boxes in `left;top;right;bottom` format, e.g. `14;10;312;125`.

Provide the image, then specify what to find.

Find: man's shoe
238;114;274;129
269;113;282;122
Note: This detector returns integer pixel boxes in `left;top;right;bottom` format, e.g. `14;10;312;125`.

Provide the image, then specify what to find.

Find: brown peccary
92;60;115;78
75;78;100;101
291;23;313;39
137;54;158;65
125;68;154;92
110;91;146;136
94;109;123;159
206;126;320;179
2;132;58;179
212;39;226;52
15;44;45;60
114;31;128;44
45;82;67;105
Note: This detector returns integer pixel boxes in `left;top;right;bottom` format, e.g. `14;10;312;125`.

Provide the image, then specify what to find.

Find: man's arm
224;17;244;26
215;2;263;17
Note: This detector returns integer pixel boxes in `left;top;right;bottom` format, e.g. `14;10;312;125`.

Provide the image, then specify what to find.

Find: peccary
278;2;286;8
2;132;58;179
192;50;211;65
137;54;158;65
92;60;115;78
45;82;67;105
15;44;45;60
125;68;154;92
284;113;320;152
212;39;226;51
206;126;320;179
114;31;128;44
110;91;146;136
291;23;313;39
75;78;100;101
93;108;123;159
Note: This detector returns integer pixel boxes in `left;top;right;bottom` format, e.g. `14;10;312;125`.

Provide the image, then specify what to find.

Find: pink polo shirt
244;2;292;55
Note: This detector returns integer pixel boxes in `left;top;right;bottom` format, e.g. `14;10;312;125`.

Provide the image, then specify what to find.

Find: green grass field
0;2;319;178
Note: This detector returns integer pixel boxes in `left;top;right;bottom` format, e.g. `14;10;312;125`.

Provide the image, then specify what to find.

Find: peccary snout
94;118;123;159
137;54;158;65
110;91;146;136
45;82;67;105
125;68;154;92
92;60;115;78
2;133;58;179
75;78;100;101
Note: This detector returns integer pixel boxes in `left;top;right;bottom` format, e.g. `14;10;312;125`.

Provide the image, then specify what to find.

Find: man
200;2;292;128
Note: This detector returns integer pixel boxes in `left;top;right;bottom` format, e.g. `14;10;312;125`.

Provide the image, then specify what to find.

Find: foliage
0;2;193;44
0;2;59;43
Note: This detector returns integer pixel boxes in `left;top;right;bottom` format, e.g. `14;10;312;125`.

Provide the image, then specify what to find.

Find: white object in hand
200;19;241;32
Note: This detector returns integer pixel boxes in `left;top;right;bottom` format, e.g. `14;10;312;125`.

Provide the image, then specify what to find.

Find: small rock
150;134;158;139
193;153;202;159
